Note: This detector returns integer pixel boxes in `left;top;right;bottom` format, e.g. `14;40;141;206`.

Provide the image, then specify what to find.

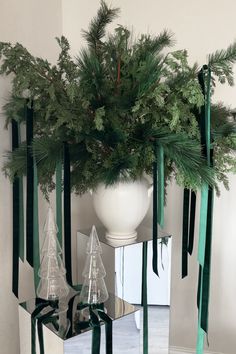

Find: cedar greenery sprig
1;1;236;196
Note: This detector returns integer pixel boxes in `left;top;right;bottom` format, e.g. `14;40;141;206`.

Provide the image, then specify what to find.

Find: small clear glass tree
37;207;70;301
80;225;109;305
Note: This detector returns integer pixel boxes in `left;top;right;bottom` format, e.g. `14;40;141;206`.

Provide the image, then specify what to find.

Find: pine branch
82;1;120;50
143;30;175;54
3;143;27;180
213;122;236;138
208;42;236;85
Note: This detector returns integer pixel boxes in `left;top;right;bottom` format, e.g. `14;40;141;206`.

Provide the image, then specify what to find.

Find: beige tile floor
65;306;170;354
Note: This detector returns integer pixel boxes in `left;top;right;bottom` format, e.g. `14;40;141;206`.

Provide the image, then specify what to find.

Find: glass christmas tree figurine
80;225;109;305
37;207;70;301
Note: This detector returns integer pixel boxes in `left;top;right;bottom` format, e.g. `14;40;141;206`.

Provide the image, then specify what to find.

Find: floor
65;306;170;354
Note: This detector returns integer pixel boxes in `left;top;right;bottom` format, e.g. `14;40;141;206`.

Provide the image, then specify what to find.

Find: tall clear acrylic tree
37;207;70;301
80;225;109;305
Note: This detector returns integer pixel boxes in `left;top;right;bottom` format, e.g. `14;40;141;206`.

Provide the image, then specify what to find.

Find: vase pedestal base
105;231;137;246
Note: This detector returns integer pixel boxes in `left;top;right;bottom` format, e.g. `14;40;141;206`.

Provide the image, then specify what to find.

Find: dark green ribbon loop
31;299;59;354
37;310;57;354
142;241;148;354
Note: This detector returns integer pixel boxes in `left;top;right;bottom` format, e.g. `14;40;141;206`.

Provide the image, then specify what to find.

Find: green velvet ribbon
31;299;59;354
157;145;164;229
182;188;190;278
142;241;148;354
33;160;40;292
188;190;196;256
19;174;24;261
97;308;113;353
63;142;72;285
56;161;63;248
26;104;34;267
75;304;113;354
18;121;25;262
12;119;20;298
90;308;101;354
182;188;197;278
152;143;158;276
196;66;213;354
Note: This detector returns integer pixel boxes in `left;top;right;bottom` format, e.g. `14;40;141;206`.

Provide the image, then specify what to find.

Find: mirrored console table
19;289;140;354
77;224;172;306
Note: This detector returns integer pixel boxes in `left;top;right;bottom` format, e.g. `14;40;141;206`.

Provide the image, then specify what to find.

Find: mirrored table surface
78;224;171;248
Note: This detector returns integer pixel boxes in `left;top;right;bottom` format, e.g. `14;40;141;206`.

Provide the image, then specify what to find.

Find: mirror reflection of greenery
1;1;236;197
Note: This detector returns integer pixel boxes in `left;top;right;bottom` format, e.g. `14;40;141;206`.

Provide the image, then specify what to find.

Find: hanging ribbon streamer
31;299;58;354
152;143;158;276
90;308;101;354
182;188;197;278
182;188;190;278
18;118;25;261
76;304;113;354
12;119;20;297
157;145;164;228
19;174;24;261
26;104;34;267
196;66;214;354
188;190;196;256
97;308;113;354
56;160;63;248
33;159;40;292
141;241;148;354
63;142;72;285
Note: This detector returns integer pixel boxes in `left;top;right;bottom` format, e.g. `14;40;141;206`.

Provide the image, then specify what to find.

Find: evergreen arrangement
1;1;236;195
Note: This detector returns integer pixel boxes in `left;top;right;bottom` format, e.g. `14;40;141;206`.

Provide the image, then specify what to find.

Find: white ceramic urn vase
91;178;153;242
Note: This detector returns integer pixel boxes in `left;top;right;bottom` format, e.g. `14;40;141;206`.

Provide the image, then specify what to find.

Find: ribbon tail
26;104;34;267
64;142;72;285
152;148;159;276
90;309;101;354
56;161;63;248
198;184;208;266
157;145;164;228
33;160;40;292
142;241;148;354
182;188;190;278
188;190;196;255
12;119;20;297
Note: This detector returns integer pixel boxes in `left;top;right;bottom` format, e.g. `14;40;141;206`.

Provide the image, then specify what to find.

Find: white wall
0;1;62;353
